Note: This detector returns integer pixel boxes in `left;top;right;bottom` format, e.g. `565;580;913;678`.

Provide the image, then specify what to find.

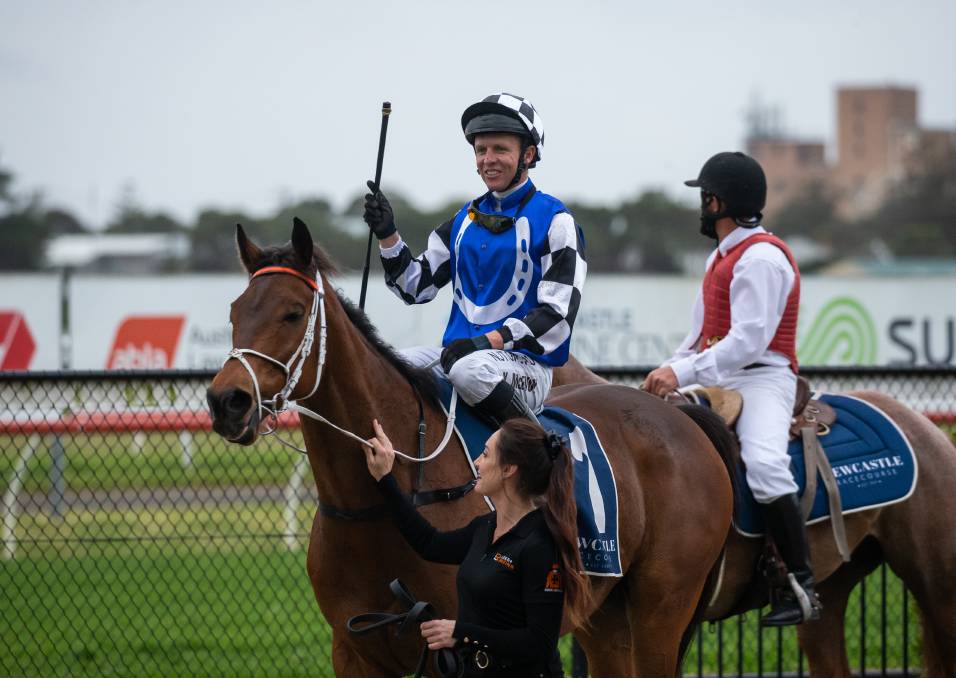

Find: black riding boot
760;493;822;627
474;381;540;428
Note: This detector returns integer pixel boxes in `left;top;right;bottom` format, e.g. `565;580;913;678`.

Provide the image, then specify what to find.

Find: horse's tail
673;403;741;675
676;403;740;518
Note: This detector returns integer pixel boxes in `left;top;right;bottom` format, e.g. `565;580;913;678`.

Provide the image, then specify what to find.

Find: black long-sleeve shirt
377;474;565;676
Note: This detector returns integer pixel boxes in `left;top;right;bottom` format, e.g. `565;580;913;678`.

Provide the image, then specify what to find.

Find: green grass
682;573;922;674
941;423;956;443
2;500;327;677
2;498;577;678
0;424;932;676
1;499;921;677
1;430;303;494
2;548;332;677
7;499;315;560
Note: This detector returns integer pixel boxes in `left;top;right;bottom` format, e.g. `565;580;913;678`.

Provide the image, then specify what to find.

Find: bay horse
552;359;956;676
206;219;736;677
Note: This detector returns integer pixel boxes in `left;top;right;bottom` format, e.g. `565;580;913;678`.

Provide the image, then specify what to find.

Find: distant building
747;85;953;219
833;86;918;217
747;137;828;215
45;232;190;273
903;127;956;177
744;97;831;217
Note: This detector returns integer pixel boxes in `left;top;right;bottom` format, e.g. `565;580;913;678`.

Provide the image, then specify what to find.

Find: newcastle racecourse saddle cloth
676;376;917;561
436;379;624;577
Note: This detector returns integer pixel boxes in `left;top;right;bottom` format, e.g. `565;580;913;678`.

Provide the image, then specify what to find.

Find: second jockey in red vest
644;151;821;627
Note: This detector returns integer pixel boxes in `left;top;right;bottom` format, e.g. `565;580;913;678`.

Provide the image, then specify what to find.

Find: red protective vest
697;232;800;373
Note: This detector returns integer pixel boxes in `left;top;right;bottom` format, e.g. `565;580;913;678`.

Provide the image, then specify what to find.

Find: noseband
223;265;459;462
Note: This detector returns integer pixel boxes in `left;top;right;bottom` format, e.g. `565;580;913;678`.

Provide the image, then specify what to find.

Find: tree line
2;152;954;274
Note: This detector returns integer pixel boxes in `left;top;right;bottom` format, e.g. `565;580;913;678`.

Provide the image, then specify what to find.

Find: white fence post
179;431;194;469
3;434;41;560
283;455;310;551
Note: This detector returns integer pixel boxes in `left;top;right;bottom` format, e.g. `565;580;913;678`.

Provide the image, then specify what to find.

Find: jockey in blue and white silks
363;93;587;424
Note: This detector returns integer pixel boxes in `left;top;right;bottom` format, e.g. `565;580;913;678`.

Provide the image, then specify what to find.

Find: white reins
223;265;458;462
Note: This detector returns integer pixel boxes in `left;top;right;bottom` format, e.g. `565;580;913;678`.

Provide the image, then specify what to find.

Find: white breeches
400;346;553;414
720;367;799;503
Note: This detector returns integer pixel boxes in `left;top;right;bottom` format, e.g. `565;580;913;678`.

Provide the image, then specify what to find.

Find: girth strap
800;426;851;562
318;502;390;522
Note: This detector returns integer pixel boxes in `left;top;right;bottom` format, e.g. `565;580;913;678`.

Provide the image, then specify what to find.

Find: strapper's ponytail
497;420;591;628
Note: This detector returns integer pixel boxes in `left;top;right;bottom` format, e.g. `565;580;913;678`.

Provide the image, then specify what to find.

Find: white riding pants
720;367;799;503
400;346;552;414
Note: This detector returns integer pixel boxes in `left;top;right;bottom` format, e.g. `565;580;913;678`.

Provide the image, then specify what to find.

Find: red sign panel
107;316;186;369
0;311;37;370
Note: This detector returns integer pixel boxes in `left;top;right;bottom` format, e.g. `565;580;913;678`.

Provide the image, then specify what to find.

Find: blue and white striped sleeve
501;211;587;356
379;219;454;305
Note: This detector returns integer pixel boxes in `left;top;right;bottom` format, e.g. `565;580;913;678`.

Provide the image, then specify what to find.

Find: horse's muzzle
206;386;259;444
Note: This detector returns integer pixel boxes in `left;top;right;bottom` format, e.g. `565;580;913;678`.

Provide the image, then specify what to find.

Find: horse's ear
291;217;314;268
236;223;261;274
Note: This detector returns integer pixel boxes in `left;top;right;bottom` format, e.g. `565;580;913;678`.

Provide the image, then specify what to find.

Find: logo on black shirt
493;553;515;571
544;564;563;593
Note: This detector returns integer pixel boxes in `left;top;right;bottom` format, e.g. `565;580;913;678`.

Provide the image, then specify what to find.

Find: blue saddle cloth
438;381;622;577
735;393;918;537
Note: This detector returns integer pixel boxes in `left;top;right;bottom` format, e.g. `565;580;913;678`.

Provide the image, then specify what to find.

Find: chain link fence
1;367;953;677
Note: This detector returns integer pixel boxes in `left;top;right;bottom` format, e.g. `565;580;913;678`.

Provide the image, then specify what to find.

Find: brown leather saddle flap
793;375;811;416
675;387;744;427
668;375;835;439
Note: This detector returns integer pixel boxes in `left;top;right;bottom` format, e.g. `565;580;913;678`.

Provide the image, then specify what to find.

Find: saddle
347;579;460;678
670;375;850;562
678;376;834;435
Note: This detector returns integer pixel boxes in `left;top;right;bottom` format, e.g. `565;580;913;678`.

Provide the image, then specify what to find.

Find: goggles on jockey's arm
467;187;536;234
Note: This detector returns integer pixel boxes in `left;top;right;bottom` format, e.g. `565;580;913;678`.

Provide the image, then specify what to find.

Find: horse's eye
283;311;304;323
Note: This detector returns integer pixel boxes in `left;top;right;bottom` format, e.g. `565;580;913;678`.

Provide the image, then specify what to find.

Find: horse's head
207;217;333;445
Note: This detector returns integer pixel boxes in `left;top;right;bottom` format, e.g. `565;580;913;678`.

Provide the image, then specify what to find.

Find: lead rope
288;394;459;463
224;268;459;463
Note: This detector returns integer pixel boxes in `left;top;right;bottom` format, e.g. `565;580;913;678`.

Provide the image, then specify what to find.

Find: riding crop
359;101;392;311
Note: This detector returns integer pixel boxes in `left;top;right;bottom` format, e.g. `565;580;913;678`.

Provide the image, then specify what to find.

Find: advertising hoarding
0;275;61;370
2;273;953;370
68;274;452;370
571;276;956;367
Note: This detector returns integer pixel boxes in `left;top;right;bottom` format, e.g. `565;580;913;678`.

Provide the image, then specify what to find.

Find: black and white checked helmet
461;93;545;166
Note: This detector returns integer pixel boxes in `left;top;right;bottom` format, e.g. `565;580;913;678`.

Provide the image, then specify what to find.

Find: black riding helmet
463;112;530;145
685;151;767;220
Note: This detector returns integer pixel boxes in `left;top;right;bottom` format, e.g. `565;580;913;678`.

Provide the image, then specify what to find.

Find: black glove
440;335;492;373
363;180;397;240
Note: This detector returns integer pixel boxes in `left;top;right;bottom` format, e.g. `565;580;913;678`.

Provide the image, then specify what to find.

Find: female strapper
363;418;589;677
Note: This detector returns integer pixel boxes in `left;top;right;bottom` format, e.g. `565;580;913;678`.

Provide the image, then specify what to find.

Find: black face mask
699;215;719;239
699;191;721;240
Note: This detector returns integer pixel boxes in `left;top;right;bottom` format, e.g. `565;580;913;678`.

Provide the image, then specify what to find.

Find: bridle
225;266;326;425
223;265;459;462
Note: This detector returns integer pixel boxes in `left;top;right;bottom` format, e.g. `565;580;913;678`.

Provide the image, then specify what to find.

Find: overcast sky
2;1;954;230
